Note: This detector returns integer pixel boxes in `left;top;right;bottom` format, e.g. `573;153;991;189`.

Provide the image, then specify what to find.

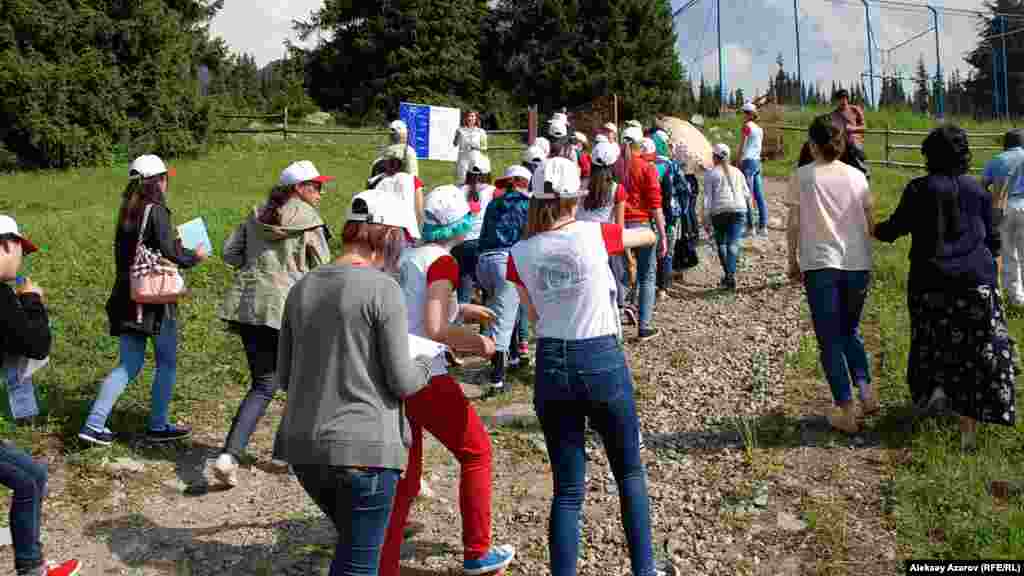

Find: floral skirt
907;285;1017;425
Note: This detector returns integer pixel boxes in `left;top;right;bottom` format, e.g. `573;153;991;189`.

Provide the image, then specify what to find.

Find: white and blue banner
399;102;461;162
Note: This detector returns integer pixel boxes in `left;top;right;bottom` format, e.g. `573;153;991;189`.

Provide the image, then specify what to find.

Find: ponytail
258;185;296;225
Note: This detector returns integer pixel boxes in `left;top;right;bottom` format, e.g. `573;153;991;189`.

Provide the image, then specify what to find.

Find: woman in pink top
509;158;663;576
786;115;875;433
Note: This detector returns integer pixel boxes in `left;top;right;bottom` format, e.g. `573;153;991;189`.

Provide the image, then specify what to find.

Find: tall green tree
297;0;488;120
965;0;1024;117
0;0;225;168
481;0;685;120
913;55;931;114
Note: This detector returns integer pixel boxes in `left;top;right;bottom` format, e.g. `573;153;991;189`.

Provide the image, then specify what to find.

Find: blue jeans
452;240;480;305
516;300;529;346
803;269;872;405
476;251;520;353
626;222;657;331
0;442;47;575
293;466;400;576
534;336;655;576
712;212;746;279
741;158;767;230
86;316;178;432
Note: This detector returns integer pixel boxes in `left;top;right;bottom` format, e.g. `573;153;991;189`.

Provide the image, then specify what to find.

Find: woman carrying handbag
79;155;208;446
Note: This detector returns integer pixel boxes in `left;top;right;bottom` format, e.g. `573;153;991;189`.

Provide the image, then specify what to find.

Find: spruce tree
914;55;931;114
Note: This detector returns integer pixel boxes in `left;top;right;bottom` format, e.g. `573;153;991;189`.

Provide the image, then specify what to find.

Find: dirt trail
0;179;898;575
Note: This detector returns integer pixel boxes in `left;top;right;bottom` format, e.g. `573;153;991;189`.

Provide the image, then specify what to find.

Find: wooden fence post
283;107;289;141
884;123;890;167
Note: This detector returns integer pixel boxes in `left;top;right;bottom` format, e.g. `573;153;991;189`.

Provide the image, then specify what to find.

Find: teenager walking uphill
380;184;515;576
210;161;334;487
79;155;209;446
738;102;767;236
0;216;80;576
276;189;431;576
621;126;668;341
787;117;875;434
704;144;752;291
508;157;665;576
875;125;1016;451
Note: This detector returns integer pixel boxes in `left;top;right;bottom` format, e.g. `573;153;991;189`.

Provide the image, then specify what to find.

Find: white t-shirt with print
508;221;625;341
786;161;872;272
398;244;460;376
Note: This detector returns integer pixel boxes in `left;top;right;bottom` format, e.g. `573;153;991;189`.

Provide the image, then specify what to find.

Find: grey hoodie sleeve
375;280;431;399
222;220;247;268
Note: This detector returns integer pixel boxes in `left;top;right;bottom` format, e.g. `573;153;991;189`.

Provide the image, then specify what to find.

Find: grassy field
730;107;1024;561
2;111;1023;562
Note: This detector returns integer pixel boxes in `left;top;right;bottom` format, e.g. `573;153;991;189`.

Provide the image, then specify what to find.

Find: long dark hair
808;115;845;162
921;125;971;251
527;194;577;238
258;184;297;225
584;165;615;211
117;176;166;230
465;171;492;203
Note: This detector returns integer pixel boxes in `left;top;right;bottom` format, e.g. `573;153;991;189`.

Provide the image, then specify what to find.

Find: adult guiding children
508;157;663;576
79;155;209;446
211;160;334;488
738;102;767;236
981;129;1024;306
621;125;668;341
875;125;1015;451
787;116;875;434
831;89;869;178
381;185;515;576
276;189;430;576
704;144;752;291
0;216;80;576
454;110;488;185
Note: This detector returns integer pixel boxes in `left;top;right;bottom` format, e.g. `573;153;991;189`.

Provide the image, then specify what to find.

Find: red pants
379;375;493;576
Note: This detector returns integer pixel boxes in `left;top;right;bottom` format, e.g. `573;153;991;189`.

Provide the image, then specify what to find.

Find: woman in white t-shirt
453;151;495;304
454;111;488;185
509;157;661;576
739;102;767;236
786;115;875;434
381;185;515;576
577;141;631;319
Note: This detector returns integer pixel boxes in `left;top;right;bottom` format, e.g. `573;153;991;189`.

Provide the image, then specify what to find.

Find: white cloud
208;1;323;65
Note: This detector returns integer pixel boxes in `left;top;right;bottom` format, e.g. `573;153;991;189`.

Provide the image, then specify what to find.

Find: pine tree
913;55;931;115
965;0;1024;117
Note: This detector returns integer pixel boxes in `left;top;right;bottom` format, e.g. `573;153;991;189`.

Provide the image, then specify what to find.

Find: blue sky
209;0;990;102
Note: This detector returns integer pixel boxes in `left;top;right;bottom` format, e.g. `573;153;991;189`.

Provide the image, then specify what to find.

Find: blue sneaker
146;424;192;443
78;426;114;446
463;545;515;575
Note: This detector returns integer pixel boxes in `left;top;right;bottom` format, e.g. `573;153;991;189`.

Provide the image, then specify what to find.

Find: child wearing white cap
0;216;81;576
383;119;419;176
210;160;334;487
704;143;752;290
454;110;488;185
453;151;495;305
507;158;662;576
381;185;515;576
79;155;209;447
275;190;431;576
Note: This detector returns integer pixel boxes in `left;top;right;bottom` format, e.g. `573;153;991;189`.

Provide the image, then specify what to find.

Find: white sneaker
212;453;238;487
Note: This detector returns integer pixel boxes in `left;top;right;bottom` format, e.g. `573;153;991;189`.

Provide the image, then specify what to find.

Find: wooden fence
767;124;1009;173
215;108;528;151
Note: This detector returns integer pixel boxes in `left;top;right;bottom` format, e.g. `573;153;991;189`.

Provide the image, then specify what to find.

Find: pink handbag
129;204;186;305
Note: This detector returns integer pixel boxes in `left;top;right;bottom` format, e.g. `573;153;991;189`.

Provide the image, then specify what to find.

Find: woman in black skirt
874;125;1016;451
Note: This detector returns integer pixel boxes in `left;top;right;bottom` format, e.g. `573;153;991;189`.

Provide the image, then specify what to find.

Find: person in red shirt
620;126;668;341
574;131;592;178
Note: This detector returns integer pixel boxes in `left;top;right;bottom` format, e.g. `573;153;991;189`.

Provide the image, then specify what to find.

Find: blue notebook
177;217;212;253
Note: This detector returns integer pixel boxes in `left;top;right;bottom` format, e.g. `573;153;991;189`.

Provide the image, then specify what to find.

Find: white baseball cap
532;157;584;199
603;122;618;134
522;145;545;164
495;165;534;190
346;190;421;239
0;215;38;254
625;120;642;129
129;154;173;180
742;102;757;113
548;119;568;139
389;119;408;133
622;126;644;144
279;160;336;187
591;142;620;167
713;143;731;159
422;185;472;241
690;114;705;127
551;112;569;124
467;151;491;175
574;131;588;145
534;137;551;156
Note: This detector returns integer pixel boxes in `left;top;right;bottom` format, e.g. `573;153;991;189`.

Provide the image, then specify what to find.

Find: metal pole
717;0;725;111
795;0;804;108
1001;15;1010;119
862;0;875;108
993;16;1002;118
928;5;944;119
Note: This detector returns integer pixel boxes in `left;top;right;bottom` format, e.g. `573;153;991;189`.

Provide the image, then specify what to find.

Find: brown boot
827;403;859;433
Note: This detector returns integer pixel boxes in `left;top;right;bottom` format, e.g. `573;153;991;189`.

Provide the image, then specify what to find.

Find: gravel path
0;179;898;575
